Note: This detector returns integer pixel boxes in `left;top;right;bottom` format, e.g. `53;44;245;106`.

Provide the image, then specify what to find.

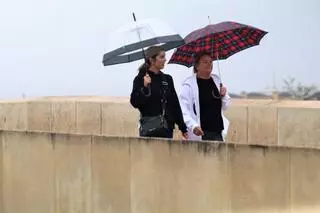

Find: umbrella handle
219;83;224;97
140;86;151;97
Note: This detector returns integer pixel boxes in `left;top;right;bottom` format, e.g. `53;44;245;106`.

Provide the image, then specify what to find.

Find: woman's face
196;55;213;75
150;51;166;70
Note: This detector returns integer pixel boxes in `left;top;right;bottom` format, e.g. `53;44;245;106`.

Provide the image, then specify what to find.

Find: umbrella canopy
168;21;268;67
102;17;185;66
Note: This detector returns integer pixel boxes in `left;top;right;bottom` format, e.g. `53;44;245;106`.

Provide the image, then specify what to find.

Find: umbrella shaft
132;12;147;65
215;54;223;87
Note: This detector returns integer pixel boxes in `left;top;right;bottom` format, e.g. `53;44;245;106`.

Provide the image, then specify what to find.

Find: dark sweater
197;77;224;132
130;70;187;133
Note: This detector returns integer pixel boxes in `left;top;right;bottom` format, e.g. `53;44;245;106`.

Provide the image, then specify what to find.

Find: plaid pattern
168;21;268;67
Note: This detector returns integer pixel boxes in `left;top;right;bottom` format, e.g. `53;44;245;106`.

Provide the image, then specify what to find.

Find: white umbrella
102;13;185;66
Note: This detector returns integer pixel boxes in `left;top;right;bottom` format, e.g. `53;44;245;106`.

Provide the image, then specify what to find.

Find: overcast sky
1;0;319;99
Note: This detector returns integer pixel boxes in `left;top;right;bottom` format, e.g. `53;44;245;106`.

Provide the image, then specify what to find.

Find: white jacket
178;73;231;141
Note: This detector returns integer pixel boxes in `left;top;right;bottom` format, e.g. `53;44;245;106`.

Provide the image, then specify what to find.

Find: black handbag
139;74;169;137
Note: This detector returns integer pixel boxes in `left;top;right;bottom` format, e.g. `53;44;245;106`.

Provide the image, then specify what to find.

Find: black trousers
202;131;223;141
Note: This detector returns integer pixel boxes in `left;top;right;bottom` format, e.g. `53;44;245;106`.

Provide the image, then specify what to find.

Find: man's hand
193;126;204;136
220;86;227;97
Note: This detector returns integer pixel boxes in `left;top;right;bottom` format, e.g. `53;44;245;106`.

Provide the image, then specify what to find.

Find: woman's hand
181;132;189;140
143;73;151;87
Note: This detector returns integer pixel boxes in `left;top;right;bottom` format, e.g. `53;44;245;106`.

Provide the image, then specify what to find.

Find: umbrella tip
132;12;136;22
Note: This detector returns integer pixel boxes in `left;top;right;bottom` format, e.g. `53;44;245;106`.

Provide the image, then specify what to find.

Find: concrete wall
0;130;320;213
224;99;320;147
1;97;320;147
0;97;139;137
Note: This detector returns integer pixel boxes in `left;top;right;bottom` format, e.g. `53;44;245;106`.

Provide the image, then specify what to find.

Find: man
178;51;231;141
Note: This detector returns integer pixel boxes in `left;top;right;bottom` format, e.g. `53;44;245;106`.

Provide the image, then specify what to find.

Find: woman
178;51;231;141
130;45;188;139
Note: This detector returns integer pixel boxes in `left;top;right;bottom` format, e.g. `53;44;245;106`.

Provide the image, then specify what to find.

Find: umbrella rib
168;22;268;67
103;37;185;66
103;34;184;61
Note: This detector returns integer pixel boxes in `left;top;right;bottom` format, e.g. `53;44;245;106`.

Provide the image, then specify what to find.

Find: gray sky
1;0;319;98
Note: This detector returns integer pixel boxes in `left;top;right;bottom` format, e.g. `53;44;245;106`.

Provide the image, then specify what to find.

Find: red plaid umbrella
168;21;268;67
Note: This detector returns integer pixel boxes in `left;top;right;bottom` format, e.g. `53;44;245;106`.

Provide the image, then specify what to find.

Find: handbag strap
160;74;169;117
139;73;169;119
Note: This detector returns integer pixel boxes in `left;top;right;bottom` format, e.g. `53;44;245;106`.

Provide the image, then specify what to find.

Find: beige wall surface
0;97;320;147
0;131;320;213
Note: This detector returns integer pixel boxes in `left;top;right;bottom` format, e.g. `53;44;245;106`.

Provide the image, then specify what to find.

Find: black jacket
130;70;187;133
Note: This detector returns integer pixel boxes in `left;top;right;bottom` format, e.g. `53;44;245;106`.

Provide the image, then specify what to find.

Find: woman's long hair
138;59;151;74
138;46;163;75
